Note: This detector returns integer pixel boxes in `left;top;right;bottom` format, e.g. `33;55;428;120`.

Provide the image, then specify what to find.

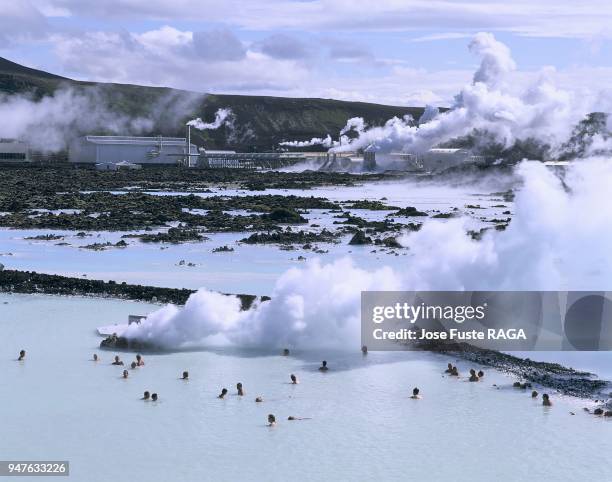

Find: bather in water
135;354;145;366
237;382;244;396
181;371;189;380
318;361;329;372
410;387;421;399
122;370;129;379
290;374;299;384
468;369;479;382
112;355;124;366
142;391;150;400
542;394;552;406
17;350;26;361
268;414;276;426
218;388;228;399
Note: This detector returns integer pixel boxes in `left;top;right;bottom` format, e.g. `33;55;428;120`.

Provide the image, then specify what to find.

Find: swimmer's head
282;348;290;356
143;391;150;399
151;393;158;401
131;361;137;369
122;370;128;378
182;371;189;379
413;387;419;396
255;397;263;403
114;355;120;362
322;360;327;367
361;345;368;354
531;390;538;398
290;374;297;383
268;414;276;425
93;354;98;361
136;354;142;361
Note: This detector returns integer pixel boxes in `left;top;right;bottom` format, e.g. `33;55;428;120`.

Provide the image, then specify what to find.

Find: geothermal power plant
1;133;488;173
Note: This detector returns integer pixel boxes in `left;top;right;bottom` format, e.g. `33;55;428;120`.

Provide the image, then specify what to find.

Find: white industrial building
0;139;30;163
69;136;197;166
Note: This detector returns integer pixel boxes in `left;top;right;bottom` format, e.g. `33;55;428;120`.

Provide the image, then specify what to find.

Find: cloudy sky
2;0;612;106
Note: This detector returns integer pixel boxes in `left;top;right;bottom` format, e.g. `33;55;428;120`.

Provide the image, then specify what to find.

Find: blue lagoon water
1;294;611;482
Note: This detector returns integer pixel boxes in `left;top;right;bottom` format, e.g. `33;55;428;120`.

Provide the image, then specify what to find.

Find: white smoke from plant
0;86;202;152
125;156;612;350
0;87;153;152
327;32;585;156
187;108;233;130
279;134;333;148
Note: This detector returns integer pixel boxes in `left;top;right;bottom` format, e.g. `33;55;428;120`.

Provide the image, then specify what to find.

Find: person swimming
290;374;299;384
142;391;150;400
361;345;368;355
542;394;552;406
468;369;479;382
130;361;137;369
532;390;538;398
182;371;189;380
444;363;453;374
237;383;244;396
267;414;276;426
112;355;124;366
218;388;228;399
18;350;26;361
318;360;329;371
477;370;484;378
282;348;290;356
255;397;263;403
410;387;421;399
93;354;99;362
135;354;144;366
122;370;129;379
450;366;459;376
151;393;158;401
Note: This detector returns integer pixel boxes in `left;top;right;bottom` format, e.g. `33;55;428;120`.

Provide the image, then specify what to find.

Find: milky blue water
0;181;509;295
1;294;611;482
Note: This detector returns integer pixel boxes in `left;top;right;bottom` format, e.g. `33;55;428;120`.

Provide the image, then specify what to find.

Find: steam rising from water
125;157;612;350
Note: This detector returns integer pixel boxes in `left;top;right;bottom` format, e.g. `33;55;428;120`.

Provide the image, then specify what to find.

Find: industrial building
69;136;197;166
197;150;315;169
0;139;30;163
373;148;486;172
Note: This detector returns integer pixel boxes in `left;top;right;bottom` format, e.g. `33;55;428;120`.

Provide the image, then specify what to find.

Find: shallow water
0;181;510;295
1;294;610;482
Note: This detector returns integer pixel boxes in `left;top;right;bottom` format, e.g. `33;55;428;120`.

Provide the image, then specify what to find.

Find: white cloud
29;0;612;39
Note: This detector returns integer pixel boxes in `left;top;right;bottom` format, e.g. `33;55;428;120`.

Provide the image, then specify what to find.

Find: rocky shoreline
418;339;609;401
0;269;266;309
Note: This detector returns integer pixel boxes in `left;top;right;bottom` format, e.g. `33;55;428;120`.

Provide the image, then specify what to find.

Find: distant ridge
0;56;432;150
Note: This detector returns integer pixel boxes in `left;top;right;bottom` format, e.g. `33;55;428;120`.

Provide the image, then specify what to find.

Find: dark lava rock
348;230;372;245
391;206;428;217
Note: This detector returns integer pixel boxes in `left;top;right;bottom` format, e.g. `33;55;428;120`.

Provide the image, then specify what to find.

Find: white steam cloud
187;108;233;130
0;86;202;152
0;88;149;151
125;156;612;350
279;134;333;148
317;32;594;156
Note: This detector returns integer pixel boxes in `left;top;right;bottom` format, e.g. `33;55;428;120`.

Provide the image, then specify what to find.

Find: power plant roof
83;136;187;146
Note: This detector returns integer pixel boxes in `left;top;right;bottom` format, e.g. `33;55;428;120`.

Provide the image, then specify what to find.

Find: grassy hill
0;56;430;151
